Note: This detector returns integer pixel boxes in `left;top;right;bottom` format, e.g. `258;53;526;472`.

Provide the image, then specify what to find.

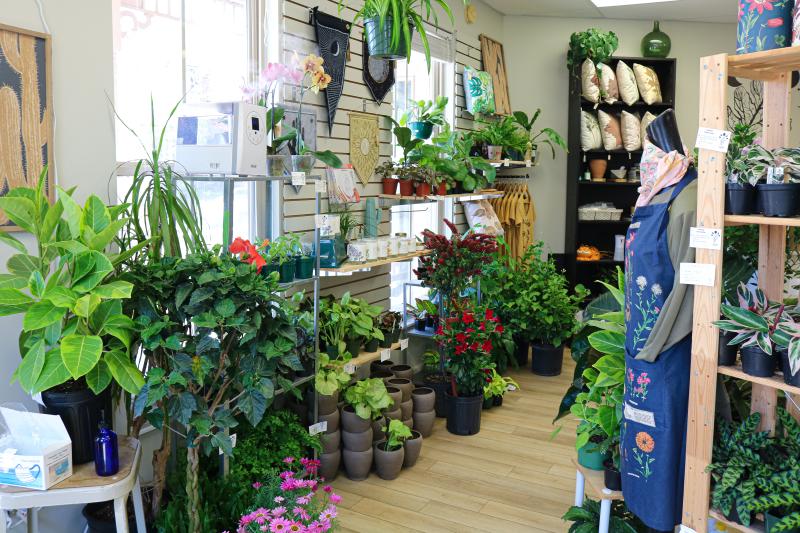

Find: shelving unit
377;190;505;205
320;250;429;274
348;342;403;368
683;48;800;533
709;511;764;533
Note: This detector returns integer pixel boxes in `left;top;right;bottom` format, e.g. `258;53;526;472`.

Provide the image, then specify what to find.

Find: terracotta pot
589;159;608;181
382;177;399;195
387;378;413;402
341;405;371;433
318;392;339;416
412;409;436;438
319;410;340;434
320;429;341;454
436;183;447;195
415;182;432;197
399;180;414;196
342;447;373;481
390;364;414;380
383;407;402;420
400;399;413;420
386;386;402;410
374;441;405;480
402;418;413;430
319;450;341;481
342;428;373;452
412;387;435;413
403;431;423;467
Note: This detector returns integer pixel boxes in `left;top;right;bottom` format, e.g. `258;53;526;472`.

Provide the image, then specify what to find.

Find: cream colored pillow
598;110;623;151
598;63;619;104
641;111;657;143
621;111;642;152
633;63;663;105
581;111;602;151
581;59;600;103
616;61;639;106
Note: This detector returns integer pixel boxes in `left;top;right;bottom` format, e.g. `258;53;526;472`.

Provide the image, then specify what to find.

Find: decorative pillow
598;110;623;151
463;66;496;115
581;59;601;103
616;61;639;105
641;111;657;143
633;63;663;105
621;111;642;152
598;63;619;104
581;111;602;151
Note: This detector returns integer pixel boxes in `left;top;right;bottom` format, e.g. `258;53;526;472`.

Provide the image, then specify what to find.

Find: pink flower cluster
636;372;651;386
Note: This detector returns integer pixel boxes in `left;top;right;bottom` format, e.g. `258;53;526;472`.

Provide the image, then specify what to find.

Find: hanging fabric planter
311;7;350;134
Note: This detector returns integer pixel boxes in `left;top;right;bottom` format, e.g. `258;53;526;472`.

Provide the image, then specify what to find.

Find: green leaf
89;299;123;332
88;218;127;251
0;231;27;254
42;286;77;308
0;288;33;315
214;298;236;318
31;349;71;393
81;195;111;234
0;196;36;233
7;254;39;278
104;349;144;393
85;359;112;394
27;270;45;298
48;240;89;254
73;293;101;318
15;339;46;393
57;186;82;238
93;281;133;299
61;334;103;379
23;300;67;331
588;330;625;356
72;251;113;293
0;274;27;289
720;304;769;333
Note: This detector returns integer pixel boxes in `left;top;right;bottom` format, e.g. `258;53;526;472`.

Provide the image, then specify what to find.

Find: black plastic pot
718;331;739;366
41;385;111;464
426;315;435;328
756;183;800;217
603;460;622;491
345;337;362;357
415;318;427;331
445;392;482;436
741;345;776;377
531;343;565;376
725;182;756;215
378;331;393;348
780;348;800;386
364;338;380;353
422;373;451;418
482;397;494;410
513;336;530;366
493;395;503;407
364;16;411;60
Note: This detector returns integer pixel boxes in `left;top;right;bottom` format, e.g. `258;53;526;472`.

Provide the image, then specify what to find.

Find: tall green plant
512;109;568;160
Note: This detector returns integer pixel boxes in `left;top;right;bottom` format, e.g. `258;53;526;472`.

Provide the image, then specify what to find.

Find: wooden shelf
724;214;800;227
349;342;401;368
717;364;800;395
571;459;623;501
581;99;674;109
727;46;800;80
709;510;764;533
578;218;632;225
378;191;504;203
320;250;429;273
579;181;640;187
582;149;643;155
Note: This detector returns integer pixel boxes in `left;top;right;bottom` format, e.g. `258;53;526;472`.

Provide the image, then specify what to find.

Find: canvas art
0;23;53;230
479;34;510;115
462;66;495;115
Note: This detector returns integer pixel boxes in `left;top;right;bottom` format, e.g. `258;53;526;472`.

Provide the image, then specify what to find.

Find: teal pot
577;438;606;471
345;337;362;357
737;0;792;54
41;386;111;465
445;392;482;436
766;511;800;533
291;154;315;174
364;16;411;60
278;259;296;283
295;255;314;279
641;21;671;57
409;121;434;140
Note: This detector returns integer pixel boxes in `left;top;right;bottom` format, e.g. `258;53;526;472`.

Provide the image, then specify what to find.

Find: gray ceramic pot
320;429;341;454
319;410;340;434
383;407;402;421
319;450;341;481
342;427;373;452
370;359;395;373
386;386;402;410
400;399;413;420
318;392;339;416
341;405;371;433
372;418;387;441
402;418;413;430
413;409;436;438
374;441;405;480
370;369;394;383
342;447;373;481
412;387;435;413
403;431;422;467
387;378;413;402
390;364;414;380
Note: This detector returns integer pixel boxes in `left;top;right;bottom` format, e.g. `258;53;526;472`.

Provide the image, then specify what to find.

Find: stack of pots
387;375;414;429
318;391;341;480
411;387;436;437
341;404;373;481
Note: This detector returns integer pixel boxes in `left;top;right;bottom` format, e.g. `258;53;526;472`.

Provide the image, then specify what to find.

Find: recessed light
591;0;680;7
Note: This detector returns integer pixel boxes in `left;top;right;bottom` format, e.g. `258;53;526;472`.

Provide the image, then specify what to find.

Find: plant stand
572;458;623;533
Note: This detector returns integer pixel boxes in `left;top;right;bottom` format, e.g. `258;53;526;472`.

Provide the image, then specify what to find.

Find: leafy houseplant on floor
562;499;643;533
511;109;567;165
724;123;759;215
0;175;143;464
482;369;519;409
402;96;449;139
374;418;412;480
342;378;393;480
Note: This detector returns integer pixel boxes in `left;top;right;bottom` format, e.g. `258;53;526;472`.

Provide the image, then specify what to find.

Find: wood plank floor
332;356;578;532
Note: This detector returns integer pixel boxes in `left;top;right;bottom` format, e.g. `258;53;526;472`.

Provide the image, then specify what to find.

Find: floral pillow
633;63;663;105
581;59;601;103
598;110;623;151
598;63;619;104
463;66;496;115
581;111;602;151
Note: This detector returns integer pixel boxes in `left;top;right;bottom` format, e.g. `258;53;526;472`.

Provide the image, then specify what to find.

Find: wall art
348;111;379;186
462;66;495;115
363;38;395;104
479;34;510;115
311;8;350;134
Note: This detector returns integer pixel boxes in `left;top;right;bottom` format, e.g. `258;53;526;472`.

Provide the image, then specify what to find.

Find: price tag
308;421;328;436
315;214;340;237
399;338;409;351
506;384;517;392
689;227;722;250
291;172;306;186
380;349;391;361
680;262;716;287
344;362;356;374
695;127;732;153
315;179;327;193
525;160;532;168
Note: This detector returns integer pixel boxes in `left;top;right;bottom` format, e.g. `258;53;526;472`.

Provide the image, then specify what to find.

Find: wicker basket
578;208;597;221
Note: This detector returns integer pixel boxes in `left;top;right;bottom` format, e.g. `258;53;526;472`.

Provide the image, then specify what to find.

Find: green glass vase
641;21;671;58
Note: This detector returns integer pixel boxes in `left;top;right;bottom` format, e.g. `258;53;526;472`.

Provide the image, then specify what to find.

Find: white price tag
291;172;307;186
525;160;532;168
680;262;716;287
399;338;409;351
689;227;722;251
315;214;340;237
695;127;732;153
344;362;356;374
315;179;327;193
380;349;391;362
309;421;328;436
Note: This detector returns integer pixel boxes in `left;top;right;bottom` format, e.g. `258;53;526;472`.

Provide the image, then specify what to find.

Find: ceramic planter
373;442;404;480
319;450;341;481
412;409;435;438
372;418;387;442
364;338;380;353
402;418;413;430
370;369;394;384
371;359;395;373
383;406;402;421
382;177;399;195
718;331;738;367
756;183;800;217
577;439;606;471
387;378;413;402
342;427;373;452
409;121;434;140
291;154;316;174
403;431;422;467
391;364;413;380
531;343;565;376
411;387;435;412
589;159;607;181
295;255;314;279
386;386;402;409
445;392;482;436
318;392;339;416
741;345;777;377
725;183;756;215
341;405;371;433
415;182;432;197
278;259;296;284
400;399;413;420
320;430;341;454
780;348;800;386
364;16;410;60
399;180;415;196
486;145;503;162
342;447;373;481
603;460;622;491
318;410;340;434
266;154;288;177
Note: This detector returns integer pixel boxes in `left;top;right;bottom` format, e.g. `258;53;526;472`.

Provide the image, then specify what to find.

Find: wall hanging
462;66;495;115
310;7;350;134
0;23;53;230
348;111;380;186
479;34;510;115
737;0;792;54
363;38;395;104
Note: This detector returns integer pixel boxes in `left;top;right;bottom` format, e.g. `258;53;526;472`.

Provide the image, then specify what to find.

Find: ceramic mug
347;242;367;263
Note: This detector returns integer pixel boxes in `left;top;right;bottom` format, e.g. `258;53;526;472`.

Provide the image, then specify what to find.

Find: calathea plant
714;282;783;354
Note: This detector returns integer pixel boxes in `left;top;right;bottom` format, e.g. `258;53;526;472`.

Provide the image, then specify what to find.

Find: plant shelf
724;214;800;227
579;181;641;187
727;45;800;80
571;459;623;501
320;250;429;274
349;342;402;368
717;364;800;396
578;219;632;225
576;259;623;266
277;276;318;291
709;510;765;533
378;191;505;203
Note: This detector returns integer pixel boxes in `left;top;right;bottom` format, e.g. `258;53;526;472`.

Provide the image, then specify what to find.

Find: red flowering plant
230;237;267;272
415;219;497;301
436;303;504;397
233;456;341;533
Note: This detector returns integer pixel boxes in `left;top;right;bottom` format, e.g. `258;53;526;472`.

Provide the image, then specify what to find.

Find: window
389;34;455;311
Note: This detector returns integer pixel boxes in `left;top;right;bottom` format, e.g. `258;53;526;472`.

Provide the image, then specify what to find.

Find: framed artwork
0;23;54;231
462;66;495;115
479;34;511;115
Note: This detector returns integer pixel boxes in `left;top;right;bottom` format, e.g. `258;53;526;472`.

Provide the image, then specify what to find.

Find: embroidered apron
622;171;695;531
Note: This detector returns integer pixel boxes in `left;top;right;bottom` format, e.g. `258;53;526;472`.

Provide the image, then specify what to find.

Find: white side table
572;458;624;533
0;437;145;533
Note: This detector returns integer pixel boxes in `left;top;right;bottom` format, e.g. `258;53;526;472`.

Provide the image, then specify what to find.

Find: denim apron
622;170;695;531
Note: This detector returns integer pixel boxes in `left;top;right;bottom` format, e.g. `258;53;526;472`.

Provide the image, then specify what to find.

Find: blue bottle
94;414;119;477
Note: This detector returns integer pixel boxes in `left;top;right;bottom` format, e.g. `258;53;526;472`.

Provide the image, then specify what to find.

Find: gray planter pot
383;407;402;421
342;427;373;452
402;418;413;430
387;378;413;402
390;364;414;380
318;392;339;416
319;410;340;434
374;441;405;480
412;387;436;413
341;405;371;433
386;386;402;410
320;429;341;454
403;431;423;467
412;409;436;438
319;450;341;481
400;399;413;420
342;447;373;481
372;418;387;442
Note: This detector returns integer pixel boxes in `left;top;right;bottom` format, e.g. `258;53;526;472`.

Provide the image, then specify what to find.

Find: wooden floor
331;356;578;533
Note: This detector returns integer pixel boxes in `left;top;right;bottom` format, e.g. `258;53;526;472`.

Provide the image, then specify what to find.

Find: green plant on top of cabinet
511;109;567;163
566;28;619;70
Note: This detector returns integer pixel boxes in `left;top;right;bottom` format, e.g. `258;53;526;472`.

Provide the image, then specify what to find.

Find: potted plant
377;311;400;347
566;28;619;73
562;499;643;532
771;311;800;386
374;418;412;480
474;115;527;162
346;296;384;356
725;123;759;215
294;240;315;280
376;160;399;195
434;128;497;192
315;352;353;416
342;378;393;480
247;62;298;176
402;96;449;139
260;233;301;283
0;176;143;464
743;145;800;217
482;369;519;409
511;109;567;165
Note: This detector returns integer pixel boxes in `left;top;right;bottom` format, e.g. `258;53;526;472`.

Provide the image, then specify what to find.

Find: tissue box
0;407;73;490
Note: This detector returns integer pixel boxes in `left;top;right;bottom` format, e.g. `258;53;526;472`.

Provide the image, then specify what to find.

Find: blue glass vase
737;0;793;54
94;423;119;477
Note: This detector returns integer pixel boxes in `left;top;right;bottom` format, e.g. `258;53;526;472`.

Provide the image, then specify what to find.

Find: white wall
502;17;736;253
0;0;115;530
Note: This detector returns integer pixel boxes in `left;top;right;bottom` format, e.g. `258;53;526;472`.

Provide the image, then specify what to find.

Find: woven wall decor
349;112;380;186
479;34;511;115
311;8;350;134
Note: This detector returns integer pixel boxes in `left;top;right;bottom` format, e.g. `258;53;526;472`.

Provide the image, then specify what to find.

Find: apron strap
664;169;697;203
